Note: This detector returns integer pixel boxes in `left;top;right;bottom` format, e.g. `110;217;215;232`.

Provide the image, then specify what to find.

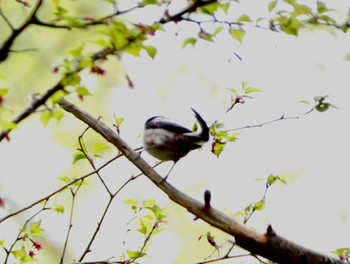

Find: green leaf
39;109;63;126
198;31;214;42
126;250;146;259
69;44;85;57
143;0;159;5
62;72;81;87
94;38;113;49
315;102;329;112
213;142;225;158
120;252;126;261
298;100;310;104
124;199;138;205
244;204;254;214
93;143;109;154
267;174;277;185
11;246;26;259
229;27;245;44
138;218;150;234
102;0;117;4
200;2;219;15
244;87;262;94
73;151;86;164
238;14;252;23
219;2;230;14
276;176;287;184
75;86;91;96
317;1;327;13
314;95;328;102
227;132;239;142
55;5;67;17
40;111;52;127
143;199;156;207
278;15;300;35
30;220;45;237
143;45;157;59
51;90;68;104
53;203;65;214
146;205;166;220
290;3;312;16
114;116;124;126
0;240;5;246
182;37;197;48
267;174;287;185
58;175;71;183
283;0;296;6
253;200;265;211
268;0;278;12
226;88;238;94
331;247;350;258
0;88;8;96
124;44;142;57
52;108;64;124
0;121;17;130
318;15;336;25
213;26;224;36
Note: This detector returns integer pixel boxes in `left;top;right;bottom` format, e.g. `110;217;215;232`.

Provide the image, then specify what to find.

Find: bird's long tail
184;108;209;144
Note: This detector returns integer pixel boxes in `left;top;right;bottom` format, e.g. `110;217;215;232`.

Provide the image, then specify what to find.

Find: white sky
1;1;350;263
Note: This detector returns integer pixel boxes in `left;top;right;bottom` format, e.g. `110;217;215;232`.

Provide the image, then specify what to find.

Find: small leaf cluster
122;199;167;262
182;1;249;47
236;174;286;223
210;122;239;158
96;21;160;59
181;0;350;47
268;0;349;35
300;95;337;113
198;231;219;249
332;247;350;262
0;87;17;140
225;81;262;113
72;142;110;165
1;221;44;263
51;0;94;29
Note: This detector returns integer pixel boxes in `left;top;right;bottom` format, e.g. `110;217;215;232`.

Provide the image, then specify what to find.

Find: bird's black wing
145;116;192;134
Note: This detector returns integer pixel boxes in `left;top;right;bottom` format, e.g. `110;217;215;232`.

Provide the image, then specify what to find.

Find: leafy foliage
122;199;167;262
0;0;346;263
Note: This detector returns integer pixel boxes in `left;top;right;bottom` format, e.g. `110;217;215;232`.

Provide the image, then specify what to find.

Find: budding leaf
229;27;245;44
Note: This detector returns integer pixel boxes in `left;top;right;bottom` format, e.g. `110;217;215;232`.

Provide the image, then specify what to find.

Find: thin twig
79;164;161;261
33;5;141;29
4;200;48;263
226;114;299;132
0;0;43;62
0;153;122;224
60;180;85;264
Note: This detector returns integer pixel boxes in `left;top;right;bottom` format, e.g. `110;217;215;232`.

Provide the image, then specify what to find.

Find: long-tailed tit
143;108;209;180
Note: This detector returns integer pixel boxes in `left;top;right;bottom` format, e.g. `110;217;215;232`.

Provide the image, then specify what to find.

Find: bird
143;108;209;180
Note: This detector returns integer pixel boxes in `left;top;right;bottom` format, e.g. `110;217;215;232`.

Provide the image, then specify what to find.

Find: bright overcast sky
1;1;350;263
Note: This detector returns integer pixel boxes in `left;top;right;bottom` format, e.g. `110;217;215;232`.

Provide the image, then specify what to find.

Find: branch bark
58;98;343;264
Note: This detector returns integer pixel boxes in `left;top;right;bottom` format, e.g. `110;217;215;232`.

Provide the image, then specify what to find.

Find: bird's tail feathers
183;108;209;144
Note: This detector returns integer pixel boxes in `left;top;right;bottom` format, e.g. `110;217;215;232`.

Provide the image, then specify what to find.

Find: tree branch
0;0;219;142
159;0;217;24
58;98;342;264
0;153;122;224
0;81;64;141
0;0;43;62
